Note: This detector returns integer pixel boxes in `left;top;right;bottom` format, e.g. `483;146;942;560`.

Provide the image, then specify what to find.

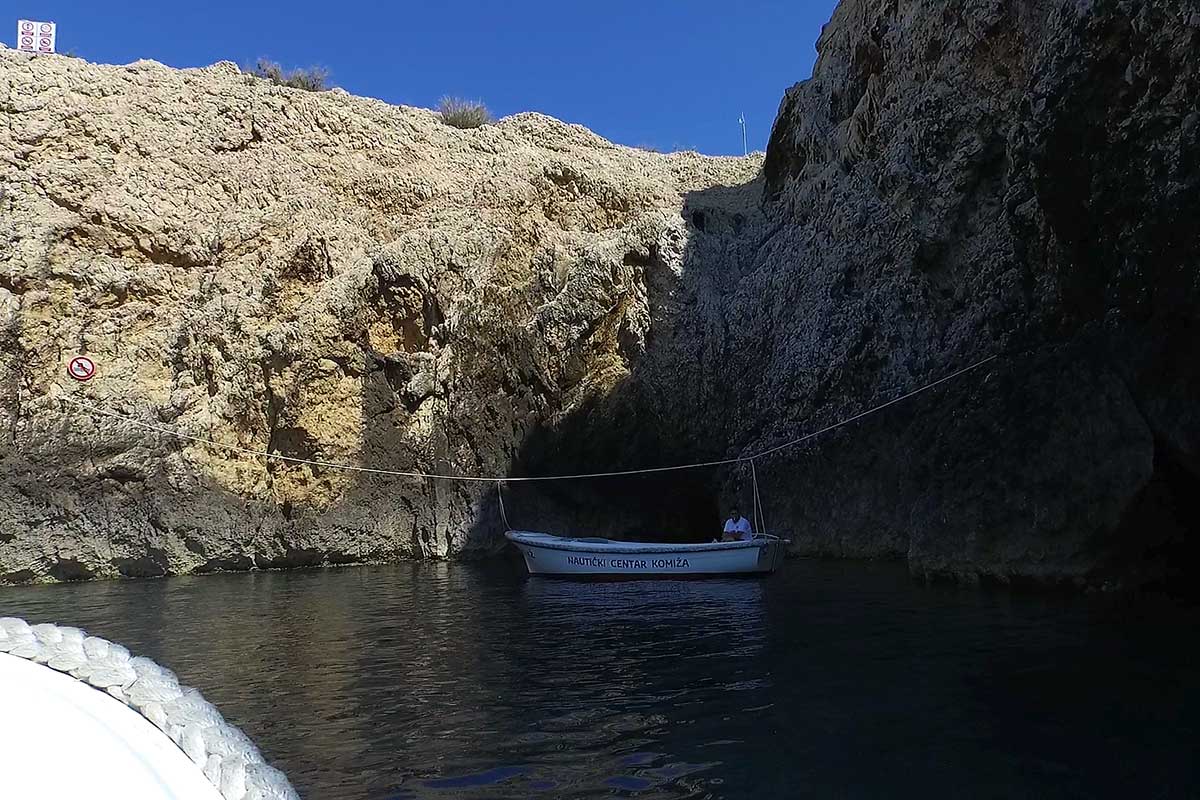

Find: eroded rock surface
2;0;1198;590
513;0;1200;590
0;51;757;580
722;0;1199;586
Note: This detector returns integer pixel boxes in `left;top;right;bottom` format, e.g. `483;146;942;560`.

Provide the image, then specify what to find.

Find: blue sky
16;1;838;155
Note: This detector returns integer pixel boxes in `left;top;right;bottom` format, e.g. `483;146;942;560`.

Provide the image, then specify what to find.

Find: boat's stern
754;536;786;573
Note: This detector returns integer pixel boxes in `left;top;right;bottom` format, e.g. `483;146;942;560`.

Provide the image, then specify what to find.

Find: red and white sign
67;356;95;382
16;20;55;54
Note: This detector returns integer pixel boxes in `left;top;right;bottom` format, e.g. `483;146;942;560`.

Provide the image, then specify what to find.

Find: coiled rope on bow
0;617;298;800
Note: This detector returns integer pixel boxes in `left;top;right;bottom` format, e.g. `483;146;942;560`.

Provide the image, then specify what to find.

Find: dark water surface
2;561;1197;798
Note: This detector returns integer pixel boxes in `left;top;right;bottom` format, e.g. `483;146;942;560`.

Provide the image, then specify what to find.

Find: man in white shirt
722;506;753;542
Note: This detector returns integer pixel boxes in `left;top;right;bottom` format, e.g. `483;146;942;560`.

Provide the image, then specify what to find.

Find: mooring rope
56;353;998;483
0;617;298;800
748;354;998;461
750;459;766;536
496;480;513;531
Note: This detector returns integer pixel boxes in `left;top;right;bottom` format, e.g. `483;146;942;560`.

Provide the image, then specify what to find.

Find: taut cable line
56;353;999;483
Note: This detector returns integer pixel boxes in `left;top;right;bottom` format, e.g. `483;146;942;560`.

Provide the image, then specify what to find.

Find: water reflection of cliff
401;577;772;799
2;564;777;799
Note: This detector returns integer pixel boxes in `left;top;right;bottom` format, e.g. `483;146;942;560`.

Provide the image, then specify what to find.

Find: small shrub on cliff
438;96;492;129
251;59;330;92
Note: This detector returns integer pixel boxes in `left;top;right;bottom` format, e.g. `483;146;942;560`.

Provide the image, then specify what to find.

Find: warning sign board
17;20;56;54
67;356;95;382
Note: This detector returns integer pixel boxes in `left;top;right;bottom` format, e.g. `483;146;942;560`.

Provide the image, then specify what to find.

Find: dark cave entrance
507;380;731;543
1110;440;1200;603
500;470;723;544
506;411;725;542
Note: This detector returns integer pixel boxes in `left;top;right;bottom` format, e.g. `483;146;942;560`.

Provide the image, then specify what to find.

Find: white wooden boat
505;530;787;577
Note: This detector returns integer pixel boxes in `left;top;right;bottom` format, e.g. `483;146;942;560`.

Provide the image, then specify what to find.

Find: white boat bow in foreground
0;617;297;800
506;530;787;577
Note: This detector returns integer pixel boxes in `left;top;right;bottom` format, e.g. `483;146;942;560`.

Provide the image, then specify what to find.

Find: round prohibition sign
67;356;96;382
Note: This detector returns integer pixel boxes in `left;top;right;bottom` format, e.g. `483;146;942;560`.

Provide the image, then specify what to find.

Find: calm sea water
2;561;1197;799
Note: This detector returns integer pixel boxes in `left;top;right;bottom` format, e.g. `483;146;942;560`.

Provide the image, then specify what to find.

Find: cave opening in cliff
500;471;724;545
508;377;737;542
1110;440;1200;603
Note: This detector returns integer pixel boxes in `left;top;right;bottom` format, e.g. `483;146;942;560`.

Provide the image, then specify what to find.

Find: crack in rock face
2;0;1198;594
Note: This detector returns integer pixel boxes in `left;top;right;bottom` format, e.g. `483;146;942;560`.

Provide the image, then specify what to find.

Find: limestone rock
0;48;758;580
513;0;1200;591
738;0;1198;587
3;0;1198;592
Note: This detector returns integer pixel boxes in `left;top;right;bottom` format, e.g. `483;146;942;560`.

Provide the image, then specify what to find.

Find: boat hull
505;531;785;577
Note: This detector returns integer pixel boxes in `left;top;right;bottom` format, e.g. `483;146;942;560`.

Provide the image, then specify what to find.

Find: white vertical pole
738;113;747;156
750;459;765;535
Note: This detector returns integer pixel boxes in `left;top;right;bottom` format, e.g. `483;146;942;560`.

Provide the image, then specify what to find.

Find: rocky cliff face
0;49;758;580
2;0;1198;590
728;0;1199;587
515;0;1200;591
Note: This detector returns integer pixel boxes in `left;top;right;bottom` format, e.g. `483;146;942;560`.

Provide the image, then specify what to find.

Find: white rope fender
0;617;299;800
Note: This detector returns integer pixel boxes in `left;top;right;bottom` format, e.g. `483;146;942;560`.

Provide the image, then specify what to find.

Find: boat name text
564;555;691;570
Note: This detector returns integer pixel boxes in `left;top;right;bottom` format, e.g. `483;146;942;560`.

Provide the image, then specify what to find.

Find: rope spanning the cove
0;617;299;800
748;354;999;460
56;353;998;483
56;393;739;481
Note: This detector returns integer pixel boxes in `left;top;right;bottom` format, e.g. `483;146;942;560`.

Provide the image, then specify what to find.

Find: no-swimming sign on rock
16;20;56;54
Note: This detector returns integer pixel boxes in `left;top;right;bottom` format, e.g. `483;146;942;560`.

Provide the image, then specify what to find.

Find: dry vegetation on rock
438;96;492;128
250;58;330;91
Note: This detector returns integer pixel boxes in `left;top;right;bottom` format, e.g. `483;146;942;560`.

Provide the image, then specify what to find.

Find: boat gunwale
505;530;771;555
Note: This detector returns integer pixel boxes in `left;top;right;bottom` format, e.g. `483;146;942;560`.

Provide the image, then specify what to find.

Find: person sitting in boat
722;506;753;542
